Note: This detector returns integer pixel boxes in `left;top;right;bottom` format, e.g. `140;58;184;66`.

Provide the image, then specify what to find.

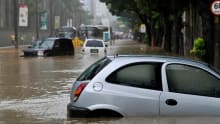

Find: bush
190;37;206;58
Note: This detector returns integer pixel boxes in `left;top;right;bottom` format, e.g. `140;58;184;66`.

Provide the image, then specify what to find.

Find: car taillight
73;83;88;102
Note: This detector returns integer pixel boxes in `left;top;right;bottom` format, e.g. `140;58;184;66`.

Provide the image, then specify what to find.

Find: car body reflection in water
67;117;220;124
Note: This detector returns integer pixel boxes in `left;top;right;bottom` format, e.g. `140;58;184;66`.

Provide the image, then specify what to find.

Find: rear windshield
86;40;103;47
77;57;111;81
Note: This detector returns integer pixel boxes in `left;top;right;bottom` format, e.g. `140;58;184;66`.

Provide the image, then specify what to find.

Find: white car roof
107;55;209;67
85;39;104;42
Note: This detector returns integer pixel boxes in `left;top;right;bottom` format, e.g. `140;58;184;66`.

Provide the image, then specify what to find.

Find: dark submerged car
27;40;43;48
22;37;74;57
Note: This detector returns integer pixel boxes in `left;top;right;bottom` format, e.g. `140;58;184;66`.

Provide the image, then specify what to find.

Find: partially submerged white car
67;55;220;117
81;39;106;55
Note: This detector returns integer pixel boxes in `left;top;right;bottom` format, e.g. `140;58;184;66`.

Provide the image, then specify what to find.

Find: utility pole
14;0;19;48
49;0;54;36
35;0;39;39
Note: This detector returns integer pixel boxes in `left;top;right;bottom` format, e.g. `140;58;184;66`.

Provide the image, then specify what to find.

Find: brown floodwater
0;40;220;124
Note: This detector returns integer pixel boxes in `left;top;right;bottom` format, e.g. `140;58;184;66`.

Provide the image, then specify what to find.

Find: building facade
0;0;87;46
81;0;116;26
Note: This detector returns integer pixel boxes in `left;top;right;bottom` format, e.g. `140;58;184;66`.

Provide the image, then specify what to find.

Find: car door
53;40;62;55
105;62;163;116
160;63;220;115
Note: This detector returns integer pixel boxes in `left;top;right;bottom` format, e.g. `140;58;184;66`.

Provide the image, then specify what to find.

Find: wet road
1;40;220;124
0;39;146;124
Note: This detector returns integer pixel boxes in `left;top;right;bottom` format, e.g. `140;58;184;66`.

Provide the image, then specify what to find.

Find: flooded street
0;39;146;124
0;48;100;123
0;40;220;124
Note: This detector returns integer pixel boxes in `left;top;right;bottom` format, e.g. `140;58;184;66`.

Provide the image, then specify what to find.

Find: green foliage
190;37;206;58
168;15;175;22
152;11;160;19
62;0;83;13
100;0;190;47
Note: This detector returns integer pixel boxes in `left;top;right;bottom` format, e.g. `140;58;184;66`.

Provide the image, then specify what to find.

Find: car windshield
86;40;103;47
39;39;55;49
77;57;111;81
31;40;42;49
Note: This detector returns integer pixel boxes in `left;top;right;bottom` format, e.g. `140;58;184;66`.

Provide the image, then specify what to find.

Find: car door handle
165;99;177;106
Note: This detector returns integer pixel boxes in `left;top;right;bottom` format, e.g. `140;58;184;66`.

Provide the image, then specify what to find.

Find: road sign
140;24;146;33
19;4;28;27
211;0;220;16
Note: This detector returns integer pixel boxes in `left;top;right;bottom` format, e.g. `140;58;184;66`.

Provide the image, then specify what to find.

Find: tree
101;0;188;52
62;0;92;26
197;0;215;64
100;0;161;45
101;0;218;66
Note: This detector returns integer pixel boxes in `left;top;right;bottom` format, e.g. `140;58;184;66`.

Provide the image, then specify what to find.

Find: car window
77;57;111;81
86;40;103;47
166;64;220;97
54;41;60;48
32;40;42;48
40;39;54;49
106;63;162;90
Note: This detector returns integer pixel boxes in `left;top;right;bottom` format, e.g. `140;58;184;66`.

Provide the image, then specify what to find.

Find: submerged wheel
44;52;50;56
